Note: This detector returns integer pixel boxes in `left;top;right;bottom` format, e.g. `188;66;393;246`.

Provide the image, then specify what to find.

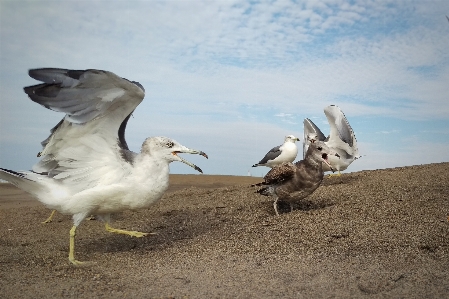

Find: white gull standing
0;68;208;265
252;135;300;168
304;105;360;176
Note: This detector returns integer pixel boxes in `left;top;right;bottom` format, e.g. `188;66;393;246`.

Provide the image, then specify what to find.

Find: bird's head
306;132;319;144
285;135;300;143
307;141;339;172
142;137;208;173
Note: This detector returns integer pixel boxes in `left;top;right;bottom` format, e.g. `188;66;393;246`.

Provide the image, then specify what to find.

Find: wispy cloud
376;130;400;134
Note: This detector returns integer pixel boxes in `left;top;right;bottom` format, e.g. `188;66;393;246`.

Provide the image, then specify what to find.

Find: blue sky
0;0;448;176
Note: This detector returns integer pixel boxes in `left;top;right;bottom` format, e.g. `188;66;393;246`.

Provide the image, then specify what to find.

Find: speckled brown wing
263;162;296;185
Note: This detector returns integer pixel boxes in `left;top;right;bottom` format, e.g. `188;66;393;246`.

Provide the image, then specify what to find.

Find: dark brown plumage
254;141;338;215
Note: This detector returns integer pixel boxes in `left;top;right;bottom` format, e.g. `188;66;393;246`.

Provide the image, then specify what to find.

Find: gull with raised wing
304;105;360;176
0;68;208;265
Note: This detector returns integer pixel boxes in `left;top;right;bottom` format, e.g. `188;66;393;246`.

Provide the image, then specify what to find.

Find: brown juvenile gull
304;105;360;176
252;135;300;168
253;141;337;215
0;68;208;265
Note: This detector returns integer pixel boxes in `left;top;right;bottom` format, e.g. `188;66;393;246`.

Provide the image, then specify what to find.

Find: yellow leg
327;171;342;178
104;223;153;237
69;226;84;265
42;210;57;224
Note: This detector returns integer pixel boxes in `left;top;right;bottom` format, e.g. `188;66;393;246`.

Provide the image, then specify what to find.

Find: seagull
0;68;208;265
304;105;360;176
252;135;300;168
253;141;337;215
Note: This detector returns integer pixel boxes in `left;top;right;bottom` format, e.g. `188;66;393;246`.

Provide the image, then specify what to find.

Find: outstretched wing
323;105;359;157
263;162;296;185
303;118;326;159
24;68;145;192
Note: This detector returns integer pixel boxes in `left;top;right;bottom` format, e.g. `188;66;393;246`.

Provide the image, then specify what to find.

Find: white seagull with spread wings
303;105;360;176
0;68;208;265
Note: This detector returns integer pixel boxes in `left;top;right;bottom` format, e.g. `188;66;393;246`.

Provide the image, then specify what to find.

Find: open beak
321;153;335;173
172;150;208;174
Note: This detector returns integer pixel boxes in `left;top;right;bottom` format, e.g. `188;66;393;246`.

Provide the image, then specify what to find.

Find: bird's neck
131;153;170;186
301;156;323;172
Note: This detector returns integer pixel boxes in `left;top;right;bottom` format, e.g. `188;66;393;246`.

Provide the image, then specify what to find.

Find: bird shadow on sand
80;207;229;256
320;174;360;187
271;198;335;215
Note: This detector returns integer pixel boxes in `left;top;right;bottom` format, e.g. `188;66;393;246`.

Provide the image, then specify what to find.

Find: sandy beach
1;163;448;298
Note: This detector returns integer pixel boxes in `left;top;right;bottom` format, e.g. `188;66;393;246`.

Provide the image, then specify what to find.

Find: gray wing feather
324;105;354;147
28;68;85;86
257;145;282;165
303;118;326;141
24;68;145;124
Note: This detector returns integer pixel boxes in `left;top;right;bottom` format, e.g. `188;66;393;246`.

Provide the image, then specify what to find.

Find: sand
0;164;448;298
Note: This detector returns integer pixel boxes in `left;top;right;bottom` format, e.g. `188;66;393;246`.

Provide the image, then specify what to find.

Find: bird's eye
317;146;322;151
166;141;174;148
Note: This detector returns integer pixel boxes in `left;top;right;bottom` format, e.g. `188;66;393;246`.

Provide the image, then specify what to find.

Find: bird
253;141;338;215
303;105;360;176
0;68;208;265
252;135;300;168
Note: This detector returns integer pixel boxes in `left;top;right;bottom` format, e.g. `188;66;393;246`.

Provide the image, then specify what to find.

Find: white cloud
376;130;400;134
